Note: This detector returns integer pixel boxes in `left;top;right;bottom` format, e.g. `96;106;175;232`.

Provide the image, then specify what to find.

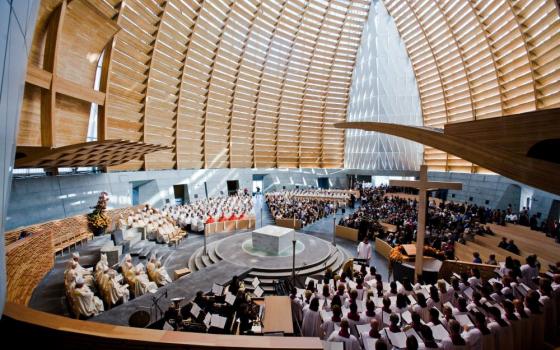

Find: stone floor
28;195;389;318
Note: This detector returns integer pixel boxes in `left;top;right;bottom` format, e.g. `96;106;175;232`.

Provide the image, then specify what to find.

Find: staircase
186;239;348;295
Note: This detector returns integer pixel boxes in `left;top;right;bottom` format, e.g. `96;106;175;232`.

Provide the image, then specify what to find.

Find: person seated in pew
441;320;468;349
71;276;104;318
95;254;109;282
64;261;79;292
133;264;158;297
326;318;361;350
506;239;520;255
153;261;172;286
103;269;129;308
146;255;157;281
487;306;513;350
485;254;497;266
69;252;95;290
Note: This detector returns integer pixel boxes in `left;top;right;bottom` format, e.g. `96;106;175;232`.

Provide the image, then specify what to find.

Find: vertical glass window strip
345;0;423;171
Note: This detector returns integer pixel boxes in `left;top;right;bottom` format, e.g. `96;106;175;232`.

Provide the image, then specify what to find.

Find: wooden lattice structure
15;140;172;168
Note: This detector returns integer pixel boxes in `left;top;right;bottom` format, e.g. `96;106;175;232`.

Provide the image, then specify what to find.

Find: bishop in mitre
71;276;104;318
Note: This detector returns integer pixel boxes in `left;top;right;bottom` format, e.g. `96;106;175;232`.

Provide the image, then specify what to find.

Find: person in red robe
229;212;238;221
218;213;227;222
238;212;246;220
206;215;215;224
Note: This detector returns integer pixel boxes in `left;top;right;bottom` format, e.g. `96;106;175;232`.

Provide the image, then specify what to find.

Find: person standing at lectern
357;237;372;262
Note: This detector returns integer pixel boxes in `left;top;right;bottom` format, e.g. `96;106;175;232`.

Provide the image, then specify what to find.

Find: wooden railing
375;238;393;261
205;218;256;234
6;230;54;305
275;218;302;230
2;302;323;349
335;225;358;241
439;260;498;281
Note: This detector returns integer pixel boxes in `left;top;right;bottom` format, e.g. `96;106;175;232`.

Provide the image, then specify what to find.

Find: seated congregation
293;260;559;350
116;191;254;244
266;189;357;226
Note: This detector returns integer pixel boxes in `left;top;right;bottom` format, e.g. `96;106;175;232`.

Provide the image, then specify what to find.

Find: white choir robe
360;332;383;350
72;285;104;317
320;319;340;340
153;267;172;286
412;304;431;323
463;327;485;350
146;261;157;281
326;331;361;350
301;309;322;337
134;273;158;297
104;275;129;307
357;242;372;260
440;338;468;350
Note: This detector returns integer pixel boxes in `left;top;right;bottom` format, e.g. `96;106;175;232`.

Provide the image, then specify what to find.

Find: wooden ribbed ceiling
18;0;560;173
382;0;560;173
18;0;371;171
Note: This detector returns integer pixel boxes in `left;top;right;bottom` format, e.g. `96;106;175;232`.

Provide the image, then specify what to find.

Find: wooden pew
487;223;558;267
375;238;393;261
440;260;498;281
335;225;358;241
380;222;397;233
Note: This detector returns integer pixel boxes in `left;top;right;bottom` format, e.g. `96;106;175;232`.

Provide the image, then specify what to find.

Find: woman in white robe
72;277;104;318
64;261;78;291
301;297;322;337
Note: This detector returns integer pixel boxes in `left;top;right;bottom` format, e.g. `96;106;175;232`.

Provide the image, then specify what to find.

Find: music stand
150;289;167;321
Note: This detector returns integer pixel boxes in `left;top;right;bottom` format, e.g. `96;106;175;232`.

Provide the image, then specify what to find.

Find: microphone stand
151;288;167;321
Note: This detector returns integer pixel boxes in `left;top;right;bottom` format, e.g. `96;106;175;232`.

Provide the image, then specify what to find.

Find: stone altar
252;225;294;255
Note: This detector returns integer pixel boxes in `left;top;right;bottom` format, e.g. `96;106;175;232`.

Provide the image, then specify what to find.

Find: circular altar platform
215;231;331;272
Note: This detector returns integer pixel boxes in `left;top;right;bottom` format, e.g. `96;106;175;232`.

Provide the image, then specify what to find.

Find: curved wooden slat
335;118;560;195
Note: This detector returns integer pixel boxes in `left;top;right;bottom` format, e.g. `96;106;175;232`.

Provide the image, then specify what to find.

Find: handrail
2;302;323;349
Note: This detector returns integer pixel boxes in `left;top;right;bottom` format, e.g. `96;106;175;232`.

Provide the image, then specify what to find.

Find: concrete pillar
0;0;40;315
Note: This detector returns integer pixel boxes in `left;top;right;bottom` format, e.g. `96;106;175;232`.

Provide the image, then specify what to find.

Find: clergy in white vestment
134;264;158;296
64;261;78;291
95;254;109;282
103;269;129;307
146;255;157;281
71;252;95;289
357;237;372;261
121;254;133;275
301;297;322;337
326;319;361;350
146;221;157;240
153;261;172;286
71;276;104;317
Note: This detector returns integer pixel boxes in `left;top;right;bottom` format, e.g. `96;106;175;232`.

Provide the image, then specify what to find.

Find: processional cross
389;165;462;282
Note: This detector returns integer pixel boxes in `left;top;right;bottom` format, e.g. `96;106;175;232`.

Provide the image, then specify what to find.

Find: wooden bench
487;223;558;267
335;225;358;241
275;218;302;230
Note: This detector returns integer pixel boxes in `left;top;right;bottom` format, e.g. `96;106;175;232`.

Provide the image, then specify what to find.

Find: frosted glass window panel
345;0;423;171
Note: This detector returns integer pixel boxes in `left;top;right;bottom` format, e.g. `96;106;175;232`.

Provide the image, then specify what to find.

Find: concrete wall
428;171;560;221
0;0;40;315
